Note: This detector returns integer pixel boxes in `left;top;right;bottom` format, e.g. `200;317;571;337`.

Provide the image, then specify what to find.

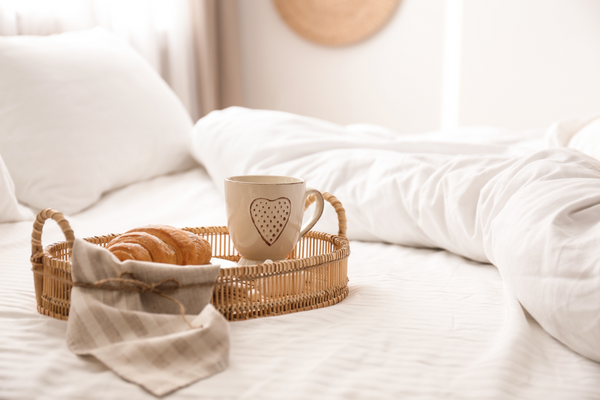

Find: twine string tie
32;268;203;329
92;271;198;329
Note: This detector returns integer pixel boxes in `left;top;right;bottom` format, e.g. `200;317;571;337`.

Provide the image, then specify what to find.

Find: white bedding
2;28;599;400
2;163;600;399
193;107;600;363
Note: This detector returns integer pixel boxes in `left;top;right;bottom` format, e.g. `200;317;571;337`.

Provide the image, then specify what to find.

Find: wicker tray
31;192;350;321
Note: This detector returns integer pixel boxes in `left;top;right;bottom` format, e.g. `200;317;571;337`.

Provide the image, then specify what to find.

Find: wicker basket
31;192;350;321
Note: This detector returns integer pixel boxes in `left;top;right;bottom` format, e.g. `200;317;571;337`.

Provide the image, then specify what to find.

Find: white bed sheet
1;166;600;400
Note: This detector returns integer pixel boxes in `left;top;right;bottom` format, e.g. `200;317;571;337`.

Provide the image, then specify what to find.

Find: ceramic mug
224;175;324;265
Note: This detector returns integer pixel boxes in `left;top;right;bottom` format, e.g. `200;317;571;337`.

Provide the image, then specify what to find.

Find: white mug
224;175;324;265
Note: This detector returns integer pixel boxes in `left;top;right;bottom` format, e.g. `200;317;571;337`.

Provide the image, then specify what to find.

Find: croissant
107;225;212;265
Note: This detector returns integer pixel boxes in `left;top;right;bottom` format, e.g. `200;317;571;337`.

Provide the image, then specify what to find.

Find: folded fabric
66;239;229;397
191;107;600;363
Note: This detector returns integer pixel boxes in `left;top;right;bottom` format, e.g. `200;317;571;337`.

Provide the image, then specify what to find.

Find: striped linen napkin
66;238;229;397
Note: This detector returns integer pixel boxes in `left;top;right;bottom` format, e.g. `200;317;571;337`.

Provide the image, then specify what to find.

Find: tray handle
305;192;347;238
31;208;75;307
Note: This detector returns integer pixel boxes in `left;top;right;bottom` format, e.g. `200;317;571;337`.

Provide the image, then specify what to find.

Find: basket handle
31;208;75;260
304;192;347;238
31;208;75;307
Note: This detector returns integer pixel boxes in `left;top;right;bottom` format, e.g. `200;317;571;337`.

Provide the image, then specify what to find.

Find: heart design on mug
250;197;291;246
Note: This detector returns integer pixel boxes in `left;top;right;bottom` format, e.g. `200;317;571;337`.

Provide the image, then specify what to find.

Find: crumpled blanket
191;106;600;363
66;238;229;397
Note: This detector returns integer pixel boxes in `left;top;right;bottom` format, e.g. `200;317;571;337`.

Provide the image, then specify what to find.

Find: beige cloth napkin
66;238;229;397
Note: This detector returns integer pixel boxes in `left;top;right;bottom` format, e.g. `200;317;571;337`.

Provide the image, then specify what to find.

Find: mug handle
300;188;324;237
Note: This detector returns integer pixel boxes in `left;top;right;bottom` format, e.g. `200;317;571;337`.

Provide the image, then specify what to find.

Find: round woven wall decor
273;0;400;46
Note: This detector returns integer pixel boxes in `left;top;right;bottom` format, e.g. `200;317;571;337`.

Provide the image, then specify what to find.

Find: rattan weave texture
30;193;350;321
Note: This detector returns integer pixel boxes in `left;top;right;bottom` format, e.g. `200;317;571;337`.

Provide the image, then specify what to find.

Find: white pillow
545;112;600;152
0;28;196;214
0;154;34;223
568;116;600;160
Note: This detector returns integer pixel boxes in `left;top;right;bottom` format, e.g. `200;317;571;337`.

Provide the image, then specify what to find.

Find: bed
1;28;600;400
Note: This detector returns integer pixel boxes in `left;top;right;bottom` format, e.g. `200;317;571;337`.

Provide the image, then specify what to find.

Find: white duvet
192;107;600;363
2;108;600;400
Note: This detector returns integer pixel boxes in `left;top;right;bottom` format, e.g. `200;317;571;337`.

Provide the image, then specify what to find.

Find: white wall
238;0;600;133
238;0;445;134
460;0;600;130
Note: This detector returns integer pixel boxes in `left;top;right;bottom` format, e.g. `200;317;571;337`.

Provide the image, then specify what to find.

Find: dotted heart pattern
250;197;291;246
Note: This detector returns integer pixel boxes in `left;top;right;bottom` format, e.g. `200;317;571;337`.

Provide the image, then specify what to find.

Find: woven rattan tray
31;192;350;321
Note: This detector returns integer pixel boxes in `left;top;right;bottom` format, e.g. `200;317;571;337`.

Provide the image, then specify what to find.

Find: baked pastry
107;225;212;265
